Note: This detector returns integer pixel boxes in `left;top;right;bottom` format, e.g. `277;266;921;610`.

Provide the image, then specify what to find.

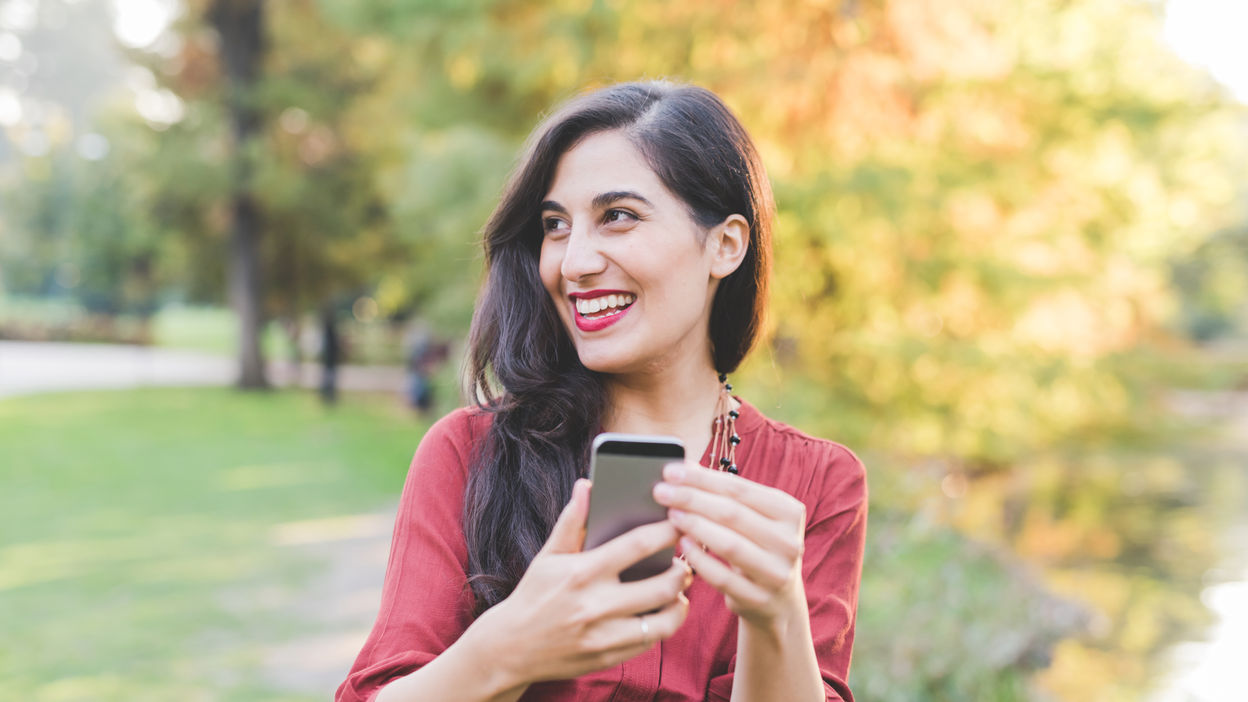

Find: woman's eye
604;209;637;225
543;217;569;236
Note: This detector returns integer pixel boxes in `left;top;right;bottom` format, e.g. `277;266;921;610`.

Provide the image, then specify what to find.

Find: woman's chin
573;342;643;376
576;353;631;376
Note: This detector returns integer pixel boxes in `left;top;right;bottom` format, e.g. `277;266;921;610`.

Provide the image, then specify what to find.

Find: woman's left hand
652;461;807;632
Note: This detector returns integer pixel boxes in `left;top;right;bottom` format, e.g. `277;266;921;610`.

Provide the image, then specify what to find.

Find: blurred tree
102;0;402;378
0;142;162;321
207;0;268;388
255;0;403;361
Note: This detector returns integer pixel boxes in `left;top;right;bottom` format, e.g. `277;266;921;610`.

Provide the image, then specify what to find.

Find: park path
242;512;395;696
0;340;405;398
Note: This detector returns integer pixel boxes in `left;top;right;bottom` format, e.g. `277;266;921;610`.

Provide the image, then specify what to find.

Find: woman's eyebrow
541;190;654;214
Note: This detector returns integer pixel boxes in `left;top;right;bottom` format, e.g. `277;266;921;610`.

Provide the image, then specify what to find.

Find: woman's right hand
466;478;692;686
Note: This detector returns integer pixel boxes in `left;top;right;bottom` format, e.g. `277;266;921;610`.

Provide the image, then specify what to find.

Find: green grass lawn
150;306;288;359
0;388;430;701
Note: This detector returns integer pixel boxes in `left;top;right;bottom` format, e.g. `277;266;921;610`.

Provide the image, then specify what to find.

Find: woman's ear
709;214;750;280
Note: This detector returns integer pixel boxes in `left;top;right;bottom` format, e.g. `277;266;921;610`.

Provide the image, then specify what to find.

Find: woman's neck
602;359;725;457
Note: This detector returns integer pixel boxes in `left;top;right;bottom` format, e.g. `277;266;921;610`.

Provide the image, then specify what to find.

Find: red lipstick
569;289;635;332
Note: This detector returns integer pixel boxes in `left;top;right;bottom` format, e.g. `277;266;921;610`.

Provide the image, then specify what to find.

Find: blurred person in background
338;81;867;702
403;320;450;414
320;305;342;405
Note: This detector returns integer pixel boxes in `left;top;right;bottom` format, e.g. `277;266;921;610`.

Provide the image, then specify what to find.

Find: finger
540;479;591;555
664;461;805;524
653;481;802;561
679;537;772;608
636;590;690;644
571;590;691;667
669;508;792;591
583;640;653;672
587;520;679;576
593;557;693;619
598;591;691;654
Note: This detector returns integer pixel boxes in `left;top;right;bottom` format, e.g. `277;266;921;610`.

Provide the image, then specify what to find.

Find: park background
1;0;1247;700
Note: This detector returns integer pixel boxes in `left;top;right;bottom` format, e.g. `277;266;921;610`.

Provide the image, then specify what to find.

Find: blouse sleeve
706;442;868;702
335;409;482;702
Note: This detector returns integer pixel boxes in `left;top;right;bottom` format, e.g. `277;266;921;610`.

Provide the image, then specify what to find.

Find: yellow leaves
1017;509;1114;562
904;306;945;339
886;0;1016;82
947;190;1002;236
823;52;914;156
263;0;1247;472
1040;638;1147;702
688;34;738;76
754;136;794;181
1086;122;1135;187
903;412;947;455
936;272;983;338
953;98;1033;153
1014;289;1125;357
373;274;409;317
447;54;480;91
350;36;390;73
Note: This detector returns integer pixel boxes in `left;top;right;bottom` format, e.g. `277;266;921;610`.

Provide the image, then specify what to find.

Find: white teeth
574;293;636;317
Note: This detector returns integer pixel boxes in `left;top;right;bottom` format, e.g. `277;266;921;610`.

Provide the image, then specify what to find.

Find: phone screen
585;433;684;582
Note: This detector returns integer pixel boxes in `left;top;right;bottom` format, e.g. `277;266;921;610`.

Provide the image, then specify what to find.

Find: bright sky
111;0;177;49
1162;0;1248;103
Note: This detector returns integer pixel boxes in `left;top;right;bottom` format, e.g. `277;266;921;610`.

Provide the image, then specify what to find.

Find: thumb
541;479;591;555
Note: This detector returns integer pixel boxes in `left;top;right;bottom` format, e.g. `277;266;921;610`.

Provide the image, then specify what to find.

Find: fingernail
669;508;686;525
680;536;698;552
664;463;685;482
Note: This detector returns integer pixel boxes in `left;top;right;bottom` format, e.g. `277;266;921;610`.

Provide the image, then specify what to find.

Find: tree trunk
211;0;268;388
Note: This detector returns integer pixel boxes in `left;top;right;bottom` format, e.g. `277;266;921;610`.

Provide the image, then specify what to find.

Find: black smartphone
584;432;685;582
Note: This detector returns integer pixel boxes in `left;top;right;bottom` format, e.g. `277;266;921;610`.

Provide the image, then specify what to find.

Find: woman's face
538;130;726;377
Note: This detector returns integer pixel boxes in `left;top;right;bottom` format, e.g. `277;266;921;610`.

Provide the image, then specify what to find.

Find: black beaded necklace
709;373;741;475
678;373;742;568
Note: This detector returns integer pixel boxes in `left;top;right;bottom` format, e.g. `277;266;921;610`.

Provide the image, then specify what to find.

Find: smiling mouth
573;292;636;320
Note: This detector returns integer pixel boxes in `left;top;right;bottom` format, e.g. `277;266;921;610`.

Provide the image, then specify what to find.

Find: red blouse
336;399;867;702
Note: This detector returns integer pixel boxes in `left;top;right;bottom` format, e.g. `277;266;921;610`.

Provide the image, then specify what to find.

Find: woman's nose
560;228;607;281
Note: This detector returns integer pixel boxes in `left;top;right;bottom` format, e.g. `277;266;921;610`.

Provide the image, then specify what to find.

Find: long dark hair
463;81;774;614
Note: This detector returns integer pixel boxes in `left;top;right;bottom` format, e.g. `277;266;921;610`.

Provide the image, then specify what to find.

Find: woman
337;81;867;702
